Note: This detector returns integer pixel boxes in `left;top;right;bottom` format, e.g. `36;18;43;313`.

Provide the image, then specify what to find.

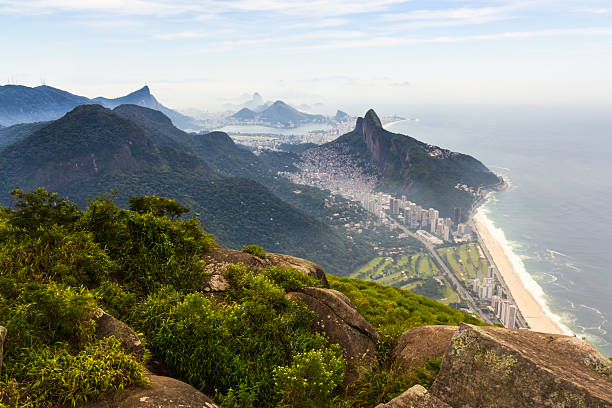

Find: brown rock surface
430;323;612;408
375;385;451;408
392;325;457;372
286;286;378;384
85;375;218;408
93;309;145;360
201;247;329;290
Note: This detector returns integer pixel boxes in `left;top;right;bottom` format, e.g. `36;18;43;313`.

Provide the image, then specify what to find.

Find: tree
127;196;190;219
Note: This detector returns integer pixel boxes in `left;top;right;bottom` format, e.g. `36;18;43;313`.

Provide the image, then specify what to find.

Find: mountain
0;85;90;125
241;92;264;110
230;100;328;128
0;84;199;130
231;107;258;121
93;86;198;130
316;109;502;217
0;104;370;274
334;109;351;121
0;121;50;150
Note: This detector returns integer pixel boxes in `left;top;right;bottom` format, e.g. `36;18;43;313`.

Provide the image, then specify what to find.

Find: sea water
388;105;612;355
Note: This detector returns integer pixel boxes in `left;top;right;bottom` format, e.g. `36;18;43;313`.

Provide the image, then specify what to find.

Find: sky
1;0;612;113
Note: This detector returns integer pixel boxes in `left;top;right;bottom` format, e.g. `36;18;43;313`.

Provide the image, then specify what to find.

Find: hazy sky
1;0;611;112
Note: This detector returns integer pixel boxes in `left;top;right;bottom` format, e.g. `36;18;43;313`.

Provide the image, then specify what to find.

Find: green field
437;243;490;288
350;252;459;305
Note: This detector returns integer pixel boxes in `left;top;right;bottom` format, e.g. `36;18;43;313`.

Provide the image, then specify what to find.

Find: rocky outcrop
85;375;218;408
392;326;457;372
201;247;329;292
286;287;378;384
375;385;451;408
0;326;6;376
93;309;145;360
430;323;612;407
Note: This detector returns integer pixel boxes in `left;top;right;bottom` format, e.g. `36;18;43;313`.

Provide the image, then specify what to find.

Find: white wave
474;208;572;335
546;248;571;259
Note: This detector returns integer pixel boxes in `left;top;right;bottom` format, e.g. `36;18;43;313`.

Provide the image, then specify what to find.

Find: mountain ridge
230;100;327;128
0;84;199;130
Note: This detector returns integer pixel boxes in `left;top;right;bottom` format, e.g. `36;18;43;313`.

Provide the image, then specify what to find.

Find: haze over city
2;0;612;112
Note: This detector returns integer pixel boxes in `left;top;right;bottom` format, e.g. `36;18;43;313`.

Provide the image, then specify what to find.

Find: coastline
471;203;566;335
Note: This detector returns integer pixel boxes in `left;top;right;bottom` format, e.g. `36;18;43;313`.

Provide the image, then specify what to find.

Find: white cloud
0;0;408;17
155;31;204;40
577;7;610;14
305;26;612;50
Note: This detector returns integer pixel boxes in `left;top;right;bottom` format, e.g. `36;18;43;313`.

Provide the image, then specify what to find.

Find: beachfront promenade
472;217;565;334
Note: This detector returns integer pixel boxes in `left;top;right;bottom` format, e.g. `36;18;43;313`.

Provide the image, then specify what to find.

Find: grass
437;243;491;289
350;252;455;303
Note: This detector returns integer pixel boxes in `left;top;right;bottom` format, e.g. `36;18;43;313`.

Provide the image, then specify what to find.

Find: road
388;217;494;324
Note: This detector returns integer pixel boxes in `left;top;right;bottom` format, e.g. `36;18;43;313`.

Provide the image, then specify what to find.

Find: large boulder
375;385;451;408
0;326;6;376
93;309;145;360
85;375;218;408
201;247;328;292
430;323;612;407
392;326;457;372
286;287;378;384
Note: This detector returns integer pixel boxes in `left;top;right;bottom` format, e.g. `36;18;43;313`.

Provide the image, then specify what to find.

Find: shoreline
471;198;566;335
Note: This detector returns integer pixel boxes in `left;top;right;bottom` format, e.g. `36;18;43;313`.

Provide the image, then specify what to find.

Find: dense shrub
261;265;321;292
0;189;216;407
0;338;149;407
274;345;344;407
132;265;340;407
242;244;266;259
344;358;441;408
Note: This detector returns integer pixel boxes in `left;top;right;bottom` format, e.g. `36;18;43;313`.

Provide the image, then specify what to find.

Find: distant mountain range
0;104;372;274
230;100;328;128
0;84;200;130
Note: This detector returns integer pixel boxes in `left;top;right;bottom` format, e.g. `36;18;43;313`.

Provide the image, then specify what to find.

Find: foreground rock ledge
286;287;378;385
375;384;451;408
85;375;218;408
392;325;457;373
201;247;329;290
430;323;612;408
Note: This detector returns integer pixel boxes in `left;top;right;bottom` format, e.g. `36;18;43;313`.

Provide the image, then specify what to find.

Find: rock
265;252;329;287
375;385;451;408
94;309;145;360
0;326;6;376
392;326;457;372
430;323;612;407
201;247;329;290
286;287;378;385
85;375;218;408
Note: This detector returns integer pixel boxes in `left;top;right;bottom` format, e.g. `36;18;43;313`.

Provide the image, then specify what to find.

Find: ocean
388;105;612;356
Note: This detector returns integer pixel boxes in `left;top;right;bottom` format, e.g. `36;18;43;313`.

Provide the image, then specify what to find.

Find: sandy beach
473;217;565;335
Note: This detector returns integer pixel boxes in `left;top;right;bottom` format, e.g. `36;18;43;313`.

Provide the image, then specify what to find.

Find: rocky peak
364;109;382;128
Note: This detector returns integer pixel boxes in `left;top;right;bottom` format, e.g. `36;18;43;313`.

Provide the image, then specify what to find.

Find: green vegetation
345;358;442;407
0;189;346;407
0;188;490;407
328;274;485;336
350;253;459;305
437;243;490;289
328;275;483;407
242;244;267;259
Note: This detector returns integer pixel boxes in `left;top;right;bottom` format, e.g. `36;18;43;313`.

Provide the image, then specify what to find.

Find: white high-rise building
506;305;517;328
429;208;439;234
